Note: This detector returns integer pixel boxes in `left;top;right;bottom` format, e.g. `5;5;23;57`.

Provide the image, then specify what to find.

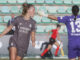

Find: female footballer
0;3;36;60
41;24;61;58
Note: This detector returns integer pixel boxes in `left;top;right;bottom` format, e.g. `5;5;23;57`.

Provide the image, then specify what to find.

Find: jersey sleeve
31;21;37;32
57;16;68;24
52;29;54;32
11;17;18;26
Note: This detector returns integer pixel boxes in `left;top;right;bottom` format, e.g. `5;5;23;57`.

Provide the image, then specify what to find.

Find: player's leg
47;44;52;50
78;57;80;60
78;41;80;60
41;38;54;57
54;42;60;56
47;38;56;50
69;58;76;60
16;48;27;60
78;50;80;60
49;50;53;57
47;50;53;59
15;50;25;60
40;44;52;59
78;48;80;60
16;56;23;60
9;47;17;60
68;49;77;60
68;42;77;60
54;41;59;47
9;38;18;60
41;45;50;57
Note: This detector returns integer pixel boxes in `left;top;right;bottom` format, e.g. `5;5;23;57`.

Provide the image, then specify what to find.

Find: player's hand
0;34;2;38
32;42;35;47
40;48;42;51
38;11;48;17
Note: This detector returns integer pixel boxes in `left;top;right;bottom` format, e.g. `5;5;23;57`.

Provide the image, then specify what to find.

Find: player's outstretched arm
48;15;58;21
31;31;36;47
0;25;13;38
38;11;58;21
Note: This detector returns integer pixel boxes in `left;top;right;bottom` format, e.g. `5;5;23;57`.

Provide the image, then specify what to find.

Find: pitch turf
0;58;79;60
0;58;69;60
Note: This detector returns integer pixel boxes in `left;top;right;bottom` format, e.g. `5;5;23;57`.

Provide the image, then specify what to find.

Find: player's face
57;27;61;31
27;6;35;17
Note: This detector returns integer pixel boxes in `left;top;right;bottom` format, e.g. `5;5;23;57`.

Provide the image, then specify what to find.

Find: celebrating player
38;5;80;60
41;24;61;58
0;3;36;60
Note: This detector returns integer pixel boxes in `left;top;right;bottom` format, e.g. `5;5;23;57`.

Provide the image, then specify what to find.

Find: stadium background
0;0;79;59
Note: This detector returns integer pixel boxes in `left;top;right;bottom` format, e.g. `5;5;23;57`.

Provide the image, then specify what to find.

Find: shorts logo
11;43;13;46
29;24;32;28
60;16;63;20
18;23;23;28
19;23;22;26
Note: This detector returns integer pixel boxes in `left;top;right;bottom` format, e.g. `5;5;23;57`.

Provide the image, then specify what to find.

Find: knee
10;56;16;60
16;56;22;60
10;58;15;60
55;43;60;47
47;45;52;50
69;58;76;60
78;57;80;60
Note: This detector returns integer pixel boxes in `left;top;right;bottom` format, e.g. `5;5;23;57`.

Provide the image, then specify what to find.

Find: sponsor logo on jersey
29;24;32;28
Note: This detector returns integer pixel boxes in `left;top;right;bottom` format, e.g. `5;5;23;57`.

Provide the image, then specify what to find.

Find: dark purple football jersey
57;15;80;40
